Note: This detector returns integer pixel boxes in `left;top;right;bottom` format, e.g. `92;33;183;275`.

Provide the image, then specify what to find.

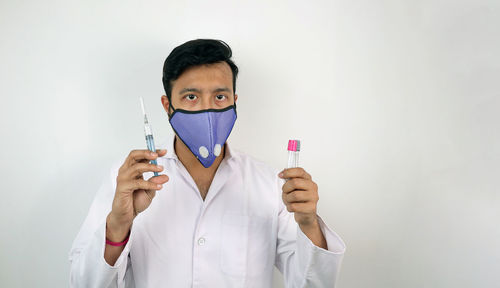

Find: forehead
172;62;233;92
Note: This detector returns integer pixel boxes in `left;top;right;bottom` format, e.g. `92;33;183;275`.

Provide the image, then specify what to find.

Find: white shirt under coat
69;140;346;287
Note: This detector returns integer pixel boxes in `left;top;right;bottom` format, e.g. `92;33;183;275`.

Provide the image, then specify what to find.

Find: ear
234;94;238;104
161;95;170;114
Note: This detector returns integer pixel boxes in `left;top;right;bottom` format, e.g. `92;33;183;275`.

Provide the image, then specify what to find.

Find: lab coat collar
161;135;237;204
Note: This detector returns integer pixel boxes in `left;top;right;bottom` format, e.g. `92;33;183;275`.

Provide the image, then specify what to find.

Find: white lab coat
69;141;346;287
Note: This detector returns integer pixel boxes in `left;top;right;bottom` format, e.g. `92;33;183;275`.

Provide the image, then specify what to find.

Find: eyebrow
178;87;232;95
213;87;232;93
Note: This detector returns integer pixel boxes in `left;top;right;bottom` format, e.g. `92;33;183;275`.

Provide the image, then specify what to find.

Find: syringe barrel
140;97;158;177
145;134;159;177
144;123;153;136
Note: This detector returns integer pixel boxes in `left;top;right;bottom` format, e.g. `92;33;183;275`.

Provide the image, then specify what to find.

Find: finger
279;167;311;180
125;162;164;178
137;156;163;165
119;163;162;181
132;189;157;216
146;174;169;185
282;178;311;194
142;175;169;202
125;150;160;167
132;149;167;165
286;202;315;214
283;190;310;204
144;190;155;202
156;149;167;156
122;179;163;193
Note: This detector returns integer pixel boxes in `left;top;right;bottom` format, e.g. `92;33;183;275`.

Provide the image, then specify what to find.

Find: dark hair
162;39;239;102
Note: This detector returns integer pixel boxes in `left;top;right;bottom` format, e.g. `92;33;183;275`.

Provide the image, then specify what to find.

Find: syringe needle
139;96;146;116
140;96;149;124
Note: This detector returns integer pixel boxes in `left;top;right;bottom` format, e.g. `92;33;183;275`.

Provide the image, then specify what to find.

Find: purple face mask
169;105;237;168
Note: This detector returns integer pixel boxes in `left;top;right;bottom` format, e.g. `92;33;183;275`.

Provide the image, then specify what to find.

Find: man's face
162;62;237;114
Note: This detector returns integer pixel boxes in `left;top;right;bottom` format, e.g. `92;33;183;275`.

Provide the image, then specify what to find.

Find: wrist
106;212;132;242
106;232;130;246
298;214;319;232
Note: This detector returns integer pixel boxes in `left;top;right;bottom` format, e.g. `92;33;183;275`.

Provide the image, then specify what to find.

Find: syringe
287;139;301;168
140;97;159;177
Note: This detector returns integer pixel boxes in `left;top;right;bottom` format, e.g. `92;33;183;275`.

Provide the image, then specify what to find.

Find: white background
1;0;499;287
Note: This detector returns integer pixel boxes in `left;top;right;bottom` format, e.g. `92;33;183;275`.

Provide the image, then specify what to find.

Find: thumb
156;149;167;156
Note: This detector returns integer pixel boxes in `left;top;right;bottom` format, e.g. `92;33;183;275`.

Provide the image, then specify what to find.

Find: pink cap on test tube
287;140;301;151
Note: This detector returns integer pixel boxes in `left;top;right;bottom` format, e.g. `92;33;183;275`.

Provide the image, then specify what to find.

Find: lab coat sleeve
274;178;346;288
69;162;135;288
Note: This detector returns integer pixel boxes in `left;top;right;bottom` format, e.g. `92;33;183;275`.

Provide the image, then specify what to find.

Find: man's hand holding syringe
104;98;169;266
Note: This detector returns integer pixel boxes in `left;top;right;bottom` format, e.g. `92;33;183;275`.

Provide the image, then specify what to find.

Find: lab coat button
197;237;206;246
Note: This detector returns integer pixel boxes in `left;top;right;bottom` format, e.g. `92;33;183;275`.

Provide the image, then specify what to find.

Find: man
69;39;345;287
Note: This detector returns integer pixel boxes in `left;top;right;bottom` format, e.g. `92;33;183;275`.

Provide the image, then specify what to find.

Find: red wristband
106;234;130;247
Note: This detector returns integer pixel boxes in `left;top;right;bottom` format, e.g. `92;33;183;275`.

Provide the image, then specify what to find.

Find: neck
174;136;225;178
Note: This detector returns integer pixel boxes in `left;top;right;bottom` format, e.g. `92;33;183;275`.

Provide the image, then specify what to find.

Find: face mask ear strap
167;96;176;120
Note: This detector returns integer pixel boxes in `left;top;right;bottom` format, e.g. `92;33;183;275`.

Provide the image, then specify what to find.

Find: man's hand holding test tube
103;97;169;266
278;139;328;250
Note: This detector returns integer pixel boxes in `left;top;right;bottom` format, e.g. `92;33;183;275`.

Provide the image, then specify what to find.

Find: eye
185;94;197;101
215;94;227;101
